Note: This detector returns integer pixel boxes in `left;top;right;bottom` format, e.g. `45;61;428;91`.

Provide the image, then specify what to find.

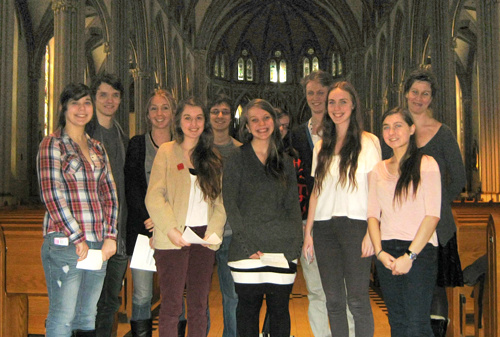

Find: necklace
149;131;159;149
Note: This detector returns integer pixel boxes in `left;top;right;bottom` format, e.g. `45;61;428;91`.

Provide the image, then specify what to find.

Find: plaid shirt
37;129;118;244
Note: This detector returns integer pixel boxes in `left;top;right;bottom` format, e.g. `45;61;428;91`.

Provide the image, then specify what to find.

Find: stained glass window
238;58;244;81
246;59;253;81
279;60;286;83
303;58;310;76
270;59;278;83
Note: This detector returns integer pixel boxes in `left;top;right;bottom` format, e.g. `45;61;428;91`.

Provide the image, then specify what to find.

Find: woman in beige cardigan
146;97;225;337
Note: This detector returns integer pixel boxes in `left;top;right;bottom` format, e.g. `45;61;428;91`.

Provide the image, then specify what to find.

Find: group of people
37;67;465;337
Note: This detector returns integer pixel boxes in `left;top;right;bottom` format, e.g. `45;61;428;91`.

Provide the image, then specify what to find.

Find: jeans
300;229;332;337
131;268;154;321
377;240;438;337
314;217;374;337
42;232;107;337
154;226;215;337
235;282;293;337
95;253;129;336
216;235;238;337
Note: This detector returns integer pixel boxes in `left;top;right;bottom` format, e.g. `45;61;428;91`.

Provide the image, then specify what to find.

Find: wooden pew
0;208;133;336
484;211;500;336
447;203;500;337
0;209;46;336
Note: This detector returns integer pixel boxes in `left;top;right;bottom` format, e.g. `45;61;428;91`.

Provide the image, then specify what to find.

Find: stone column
51;0;85;103
0;0;15;205
430;0;456;132
108;0;130;136
194;49;208;102
131;69;153;134
476;0;500;199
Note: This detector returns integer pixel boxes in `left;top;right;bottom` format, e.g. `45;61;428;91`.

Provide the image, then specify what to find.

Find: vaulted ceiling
15;0;477;78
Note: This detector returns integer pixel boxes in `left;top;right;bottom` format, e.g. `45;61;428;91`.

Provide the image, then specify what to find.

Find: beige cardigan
145;141;226;250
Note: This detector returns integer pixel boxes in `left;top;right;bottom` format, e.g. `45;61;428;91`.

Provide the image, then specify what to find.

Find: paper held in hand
76;249;103;270
130;234;157;272
260;253;289;269
182;227;222;245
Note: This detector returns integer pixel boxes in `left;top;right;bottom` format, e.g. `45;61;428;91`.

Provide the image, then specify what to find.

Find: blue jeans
216;235;238;337
42;232;107;337
131;268;154;321
95;253;129;336
377;240;438;337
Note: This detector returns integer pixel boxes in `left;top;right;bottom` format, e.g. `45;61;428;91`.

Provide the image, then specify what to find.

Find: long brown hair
382;107;423;205
174;97;222;202
314;81;363;194
239;99;287;185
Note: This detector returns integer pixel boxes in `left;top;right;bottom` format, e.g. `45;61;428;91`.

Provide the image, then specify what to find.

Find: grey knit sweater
222;143;303;262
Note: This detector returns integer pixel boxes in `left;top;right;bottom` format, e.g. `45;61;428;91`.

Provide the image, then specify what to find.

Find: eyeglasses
210;109;231;116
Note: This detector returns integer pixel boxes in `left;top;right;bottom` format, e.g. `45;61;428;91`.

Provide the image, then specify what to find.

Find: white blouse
184;173;208;227
312;131;381;221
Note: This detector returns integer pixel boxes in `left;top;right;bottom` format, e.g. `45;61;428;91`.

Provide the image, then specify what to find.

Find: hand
167;228;190;247
101;239;117;261
378;251;396;271
361;232;375;257
75;241;89;261
201;234;211;248
149;237;154;249
144;218;154;232
249;251;263;259
391;254;413;275
302;235;315;263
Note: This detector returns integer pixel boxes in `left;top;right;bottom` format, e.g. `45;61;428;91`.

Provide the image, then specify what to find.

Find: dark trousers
377;240;437;337
95;253;129;337
314;217;374;337
154;226;215;337
235;282;293;337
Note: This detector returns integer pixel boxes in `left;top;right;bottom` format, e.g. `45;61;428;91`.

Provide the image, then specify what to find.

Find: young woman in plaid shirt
37;83;118;337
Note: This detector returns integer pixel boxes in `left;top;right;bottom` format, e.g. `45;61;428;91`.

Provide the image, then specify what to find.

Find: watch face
406;250;417;260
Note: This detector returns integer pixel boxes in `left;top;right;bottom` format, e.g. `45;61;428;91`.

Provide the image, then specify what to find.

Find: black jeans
95;253;129;336
377;240;437;337
314;217;374;337
235;282;293;337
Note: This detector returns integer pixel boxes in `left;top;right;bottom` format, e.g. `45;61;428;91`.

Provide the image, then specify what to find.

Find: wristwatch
406;249;417;261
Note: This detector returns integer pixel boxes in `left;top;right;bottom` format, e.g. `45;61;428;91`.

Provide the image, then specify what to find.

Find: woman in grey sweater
222;99;302;337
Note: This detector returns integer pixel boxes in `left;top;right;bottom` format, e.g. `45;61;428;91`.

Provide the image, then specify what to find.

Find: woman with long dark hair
37;83;118;336
124;89;175;336
368;107;441;336
302;81;380;337
145;97;225;336
223;99;302;337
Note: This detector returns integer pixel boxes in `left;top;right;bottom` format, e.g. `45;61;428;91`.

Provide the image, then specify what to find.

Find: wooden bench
0;209;46;336
0;208;135;336
447;203;500;337
484;212;500;336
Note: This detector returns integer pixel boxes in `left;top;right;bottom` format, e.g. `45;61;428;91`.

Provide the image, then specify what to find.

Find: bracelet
376;250;384;258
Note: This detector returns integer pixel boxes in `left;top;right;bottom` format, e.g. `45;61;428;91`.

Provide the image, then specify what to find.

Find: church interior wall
1;0;498;205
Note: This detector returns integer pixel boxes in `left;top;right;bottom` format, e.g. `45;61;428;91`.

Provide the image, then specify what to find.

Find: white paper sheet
130;234;157;272
259;253;290;269
76;249;103;270
182;227;222;245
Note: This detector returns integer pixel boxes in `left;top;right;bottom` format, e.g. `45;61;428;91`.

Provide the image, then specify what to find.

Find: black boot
177;320;187;337
431;318;448;337
130;319;153;337
72;330;96;337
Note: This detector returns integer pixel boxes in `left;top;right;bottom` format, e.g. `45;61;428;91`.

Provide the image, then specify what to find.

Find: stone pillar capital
51;0;78;12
